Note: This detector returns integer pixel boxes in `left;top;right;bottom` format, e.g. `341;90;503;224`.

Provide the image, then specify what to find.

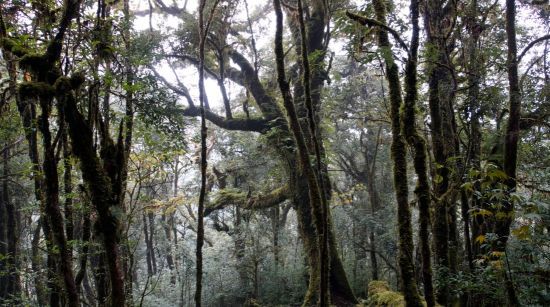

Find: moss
366;281;406;306
18;54;49;74
368;281;391;295
18;82;55;100
69;72;86;89
0;38;28;57
370;291;405;306
213;188;247;205
243;298;261;307
205;189;247;216
365;281;438;307
54;77;72;94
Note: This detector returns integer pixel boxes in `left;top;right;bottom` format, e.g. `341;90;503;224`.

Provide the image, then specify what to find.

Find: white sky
129;0;549;114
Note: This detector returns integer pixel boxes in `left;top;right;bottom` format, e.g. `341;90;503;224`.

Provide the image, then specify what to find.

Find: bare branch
518;34;550;63
179;106;268;133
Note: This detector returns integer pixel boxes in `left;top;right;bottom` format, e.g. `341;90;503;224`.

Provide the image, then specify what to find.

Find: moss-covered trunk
423;0;459;303
289;166;356;305
1;145;21;302
401;0;436;305
348;0;422;306
58;79;126;306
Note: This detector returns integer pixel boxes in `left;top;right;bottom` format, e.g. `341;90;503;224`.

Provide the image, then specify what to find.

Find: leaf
461;182;474;192
523;212;542;221
475;235;486;244
473;209;493;217
511;225;531;240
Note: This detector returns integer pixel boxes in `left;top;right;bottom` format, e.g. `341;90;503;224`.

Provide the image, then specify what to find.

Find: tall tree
347;0;424;303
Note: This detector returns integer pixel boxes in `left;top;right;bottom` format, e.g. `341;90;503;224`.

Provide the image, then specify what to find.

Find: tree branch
346;11;410;56
518;34;550;63
205;185;290;216
179;106;268;133
149;65;194;106
161;53;220;80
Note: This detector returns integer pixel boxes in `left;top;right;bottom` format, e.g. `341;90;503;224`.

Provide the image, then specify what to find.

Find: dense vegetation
0;0;548;306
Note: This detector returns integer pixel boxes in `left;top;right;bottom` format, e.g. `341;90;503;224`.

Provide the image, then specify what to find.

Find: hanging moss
18;54;49;74
18;82;55;100
54;76;72;94
69;72;86;89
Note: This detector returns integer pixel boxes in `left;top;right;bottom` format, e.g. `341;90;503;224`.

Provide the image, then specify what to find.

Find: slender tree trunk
351;0;424;305
195;1;216;305
502;0;520;250
92;249;108;306
0;145;8;300
502;0;520;304
143;212;154;277
62;129;74;257
1;145;21;302
31;219;48;305
400;0;436;305
38;96;79;307
122;0;135;300
148;212;157;274
423;0;458;303
59;83;126;306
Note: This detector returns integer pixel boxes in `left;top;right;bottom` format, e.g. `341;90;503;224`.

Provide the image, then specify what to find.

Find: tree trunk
59;82;126;306
423;0;459;303
31;219;48;305
1;145;21;302
357;0;425;305
502;0;520;304
0;146;8;300
62;128;74;257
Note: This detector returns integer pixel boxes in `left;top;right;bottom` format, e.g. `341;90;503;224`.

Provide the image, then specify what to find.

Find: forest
0;0;548;306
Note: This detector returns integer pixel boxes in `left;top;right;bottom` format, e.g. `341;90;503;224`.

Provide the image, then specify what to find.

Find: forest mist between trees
0;0;548;306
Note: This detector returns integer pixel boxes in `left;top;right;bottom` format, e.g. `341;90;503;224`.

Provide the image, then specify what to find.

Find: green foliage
0;37;28;57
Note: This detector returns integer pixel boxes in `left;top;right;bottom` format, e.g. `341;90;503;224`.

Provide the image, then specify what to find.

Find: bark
2;2;85;304
423;0;458;303
501;0;520;250
57;78;126;306
0;146;7;300
62;130;74;257
364;129;381;281
38;95;80;306
502;0;520;304
273;0;330;304
1;145;20;302
464;0;482;263
122;0;135;300
195;1;217;305
296;1;331;304
347;1;424;305
75;215;91;287
31;219;48;305
401;0;436;305
91;248;108;306
143;212;154;277
162;214;176;283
